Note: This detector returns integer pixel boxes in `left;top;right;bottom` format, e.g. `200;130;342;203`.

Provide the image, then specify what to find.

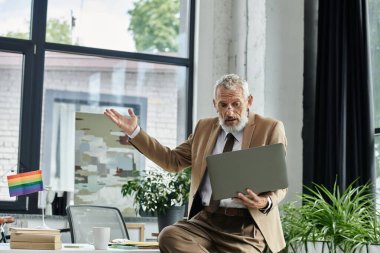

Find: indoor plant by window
121;167;191;231
281;180;380;253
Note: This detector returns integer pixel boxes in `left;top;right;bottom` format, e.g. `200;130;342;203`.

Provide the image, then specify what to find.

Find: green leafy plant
281;181;380;253
121;167;191;216
128;0;180;52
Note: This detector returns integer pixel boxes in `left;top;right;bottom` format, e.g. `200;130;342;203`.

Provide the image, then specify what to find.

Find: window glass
40;51;187;216
0;51;23;201
369;0;380;207
46;0;190;57
0;0;32;39
376;135;380;208
369;0;380;128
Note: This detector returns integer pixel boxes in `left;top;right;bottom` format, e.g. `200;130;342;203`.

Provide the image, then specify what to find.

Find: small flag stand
37;186;52;229
7;170;51;229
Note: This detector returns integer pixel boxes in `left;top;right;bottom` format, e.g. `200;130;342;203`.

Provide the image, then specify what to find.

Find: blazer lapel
242;112;256;149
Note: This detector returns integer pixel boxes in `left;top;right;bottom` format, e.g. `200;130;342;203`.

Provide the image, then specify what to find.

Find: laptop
206;143;288;200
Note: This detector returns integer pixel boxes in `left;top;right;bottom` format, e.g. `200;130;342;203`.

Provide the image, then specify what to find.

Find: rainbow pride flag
7;170;43;197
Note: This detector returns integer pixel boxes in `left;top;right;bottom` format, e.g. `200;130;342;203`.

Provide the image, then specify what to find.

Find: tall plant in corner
281;180;380;253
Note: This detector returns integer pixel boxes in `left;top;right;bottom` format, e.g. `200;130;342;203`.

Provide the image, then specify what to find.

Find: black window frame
0;0;195;214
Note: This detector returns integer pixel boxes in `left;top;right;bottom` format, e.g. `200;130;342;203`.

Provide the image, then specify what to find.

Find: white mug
92;227;111;250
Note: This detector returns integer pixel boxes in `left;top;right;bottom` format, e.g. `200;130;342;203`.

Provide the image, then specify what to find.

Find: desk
0;243;160;252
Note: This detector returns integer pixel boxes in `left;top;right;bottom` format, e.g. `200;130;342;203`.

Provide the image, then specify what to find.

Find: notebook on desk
206;143;288;200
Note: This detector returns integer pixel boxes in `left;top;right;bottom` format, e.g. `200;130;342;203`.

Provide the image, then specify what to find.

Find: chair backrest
66;205;129;243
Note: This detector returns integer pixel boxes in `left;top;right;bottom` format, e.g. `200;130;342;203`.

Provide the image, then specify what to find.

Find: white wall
265;0;304;202
194;0;304;202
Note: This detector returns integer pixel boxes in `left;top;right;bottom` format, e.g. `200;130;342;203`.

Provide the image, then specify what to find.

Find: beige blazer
130;112;287;253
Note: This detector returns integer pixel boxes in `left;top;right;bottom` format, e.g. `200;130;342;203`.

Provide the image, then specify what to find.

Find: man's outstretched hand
104;108;138;136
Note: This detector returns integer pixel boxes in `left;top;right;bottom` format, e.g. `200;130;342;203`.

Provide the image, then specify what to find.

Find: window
0;0;32;40
46;0;190;57
0;52;23;201
0;0;194;214
368;0;380;206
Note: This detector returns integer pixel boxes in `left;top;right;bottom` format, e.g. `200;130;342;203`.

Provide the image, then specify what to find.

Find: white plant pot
289;242;380;253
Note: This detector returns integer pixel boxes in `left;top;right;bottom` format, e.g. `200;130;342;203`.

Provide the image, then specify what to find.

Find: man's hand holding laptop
234;188;269;209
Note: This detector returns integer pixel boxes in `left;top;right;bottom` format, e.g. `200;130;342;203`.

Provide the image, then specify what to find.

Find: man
105;74;287;253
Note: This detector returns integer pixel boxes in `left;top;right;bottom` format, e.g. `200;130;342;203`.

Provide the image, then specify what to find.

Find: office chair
66;205;129;243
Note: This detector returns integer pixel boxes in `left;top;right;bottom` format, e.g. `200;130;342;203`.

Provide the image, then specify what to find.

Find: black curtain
306;0;374;191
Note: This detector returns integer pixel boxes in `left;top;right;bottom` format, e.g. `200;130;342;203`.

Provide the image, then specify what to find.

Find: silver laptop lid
206;143;288;200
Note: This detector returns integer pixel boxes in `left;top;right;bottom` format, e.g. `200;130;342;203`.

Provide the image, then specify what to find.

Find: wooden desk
0;243;160;252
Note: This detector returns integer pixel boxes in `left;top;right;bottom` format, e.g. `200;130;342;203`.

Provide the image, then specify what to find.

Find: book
110;238;159;249
10;241;62;250
11;233;60;243
9;227;62;249
9;227;61;235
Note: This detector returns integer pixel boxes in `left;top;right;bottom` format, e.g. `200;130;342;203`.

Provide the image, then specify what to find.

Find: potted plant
281;181;380;253
121;167;191;231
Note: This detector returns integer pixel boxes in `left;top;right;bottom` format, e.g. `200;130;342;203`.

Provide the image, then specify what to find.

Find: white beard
218;113;249;133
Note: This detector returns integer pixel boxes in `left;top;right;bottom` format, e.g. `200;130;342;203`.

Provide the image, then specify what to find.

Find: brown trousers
158;210;266;253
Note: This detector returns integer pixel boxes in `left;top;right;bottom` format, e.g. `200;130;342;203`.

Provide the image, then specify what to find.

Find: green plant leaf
121;167;191;215
281;179;380;253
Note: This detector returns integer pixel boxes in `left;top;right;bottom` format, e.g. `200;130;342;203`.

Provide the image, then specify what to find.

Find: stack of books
9;227;62;250
110;238;159;249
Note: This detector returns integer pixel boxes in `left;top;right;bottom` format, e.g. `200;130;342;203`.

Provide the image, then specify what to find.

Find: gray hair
213;74;250;100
